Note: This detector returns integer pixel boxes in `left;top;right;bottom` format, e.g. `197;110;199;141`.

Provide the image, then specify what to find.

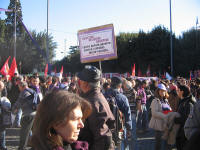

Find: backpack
105;95;124;146
24;88;40;111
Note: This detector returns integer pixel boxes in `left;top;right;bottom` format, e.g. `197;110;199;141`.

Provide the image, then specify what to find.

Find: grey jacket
12;88;36;117
149;98;166;131
184;100;200;140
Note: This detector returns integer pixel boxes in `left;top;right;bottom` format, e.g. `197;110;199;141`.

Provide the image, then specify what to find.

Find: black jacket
175;95;196;139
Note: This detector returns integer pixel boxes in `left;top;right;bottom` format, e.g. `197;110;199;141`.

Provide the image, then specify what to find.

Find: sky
1;0;200;60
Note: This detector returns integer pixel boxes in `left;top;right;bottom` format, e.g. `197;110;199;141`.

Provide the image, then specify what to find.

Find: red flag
44;64;48;77
146;65;151;77
0;56;10;76
9;57;18;79
132;64;135;76
138;68;142;77
60;66;63;75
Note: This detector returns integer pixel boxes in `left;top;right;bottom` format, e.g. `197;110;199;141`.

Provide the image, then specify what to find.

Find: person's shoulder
152;98;160;104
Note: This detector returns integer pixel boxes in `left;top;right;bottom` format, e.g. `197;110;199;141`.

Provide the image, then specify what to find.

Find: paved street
5;128;156;150
5;128;176;150
5;128;31;150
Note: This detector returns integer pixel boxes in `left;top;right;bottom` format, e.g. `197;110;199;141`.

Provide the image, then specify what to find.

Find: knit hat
77;65;101;83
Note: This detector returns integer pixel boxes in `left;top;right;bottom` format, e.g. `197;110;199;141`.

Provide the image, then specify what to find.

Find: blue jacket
105;88;132;131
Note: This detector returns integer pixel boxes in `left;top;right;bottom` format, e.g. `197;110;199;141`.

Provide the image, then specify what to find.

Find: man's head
18;81;28;92
111;76;122;90
177;84;191;99
122;80;132;91
142;80;148;88
31;76;40;87
15;76;23;85
77;65;101;93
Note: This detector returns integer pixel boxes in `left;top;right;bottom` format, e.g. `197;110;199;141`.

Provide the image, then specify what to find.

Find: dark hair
103;82;110;90
31;75;39;80
178;84;191;98
39;76;46;84
33;72;39;77
142;80;148;85
52;76;57;84
111;77;122;89
31;90;92;150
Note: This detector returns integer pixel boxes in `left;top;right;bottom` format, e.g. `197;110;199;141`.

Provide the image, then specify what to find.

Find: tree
16;30;57;73
5;0;24;37
51;25;200;78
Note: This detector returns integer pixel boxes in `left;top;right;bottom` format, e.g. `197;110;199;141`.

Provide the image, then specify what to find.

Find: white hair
88;81;101;89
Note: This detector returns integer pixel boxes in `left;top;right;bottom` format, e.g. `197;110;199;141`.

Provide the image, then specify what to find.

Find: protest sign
78;24;117;63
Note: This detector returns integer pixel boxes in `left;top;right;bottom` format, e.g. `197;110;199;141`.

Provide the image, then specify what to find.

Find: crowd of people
0;65;200;150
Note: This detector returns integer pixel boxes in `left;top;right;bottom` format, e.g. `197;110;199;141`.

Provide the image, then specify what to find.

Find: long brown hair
31;89;92;150
154;88;169;100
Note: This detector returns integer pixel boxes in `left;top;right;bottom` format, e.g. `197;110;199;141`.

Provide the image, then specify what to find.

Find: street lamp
46;0;49;64
14;0;18;60
169;0;173;76
196;17;199;50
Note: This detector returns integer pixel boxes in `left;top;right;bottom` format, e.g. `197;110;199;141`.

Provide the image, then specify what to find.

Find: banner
78;24;117;63
0;8;13;12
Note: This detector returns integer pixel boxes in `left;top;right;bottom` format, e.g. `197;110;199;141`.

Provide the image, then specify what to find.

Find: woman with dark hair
149;84;172;150
31;90;92;150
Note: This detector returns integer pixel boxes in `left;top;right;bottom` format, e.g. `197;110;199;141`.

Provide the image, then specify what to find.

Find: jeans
0;126;6;149
129;113;138;150
18;115;34;150
14;109;22;127
136;104;148;130
120;128;129;150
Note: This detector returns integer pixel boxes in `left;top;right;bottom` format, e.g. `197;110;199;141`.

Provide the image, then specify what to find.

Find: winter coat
174;95;196;142
184;100;200;140
78;88;115;150
149;98;166;131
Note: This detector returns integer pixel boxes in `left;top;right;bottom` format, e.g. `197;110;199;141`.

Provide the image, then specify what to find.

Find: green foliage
0;0;57;74
56;25;200;77
5;0;24;37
